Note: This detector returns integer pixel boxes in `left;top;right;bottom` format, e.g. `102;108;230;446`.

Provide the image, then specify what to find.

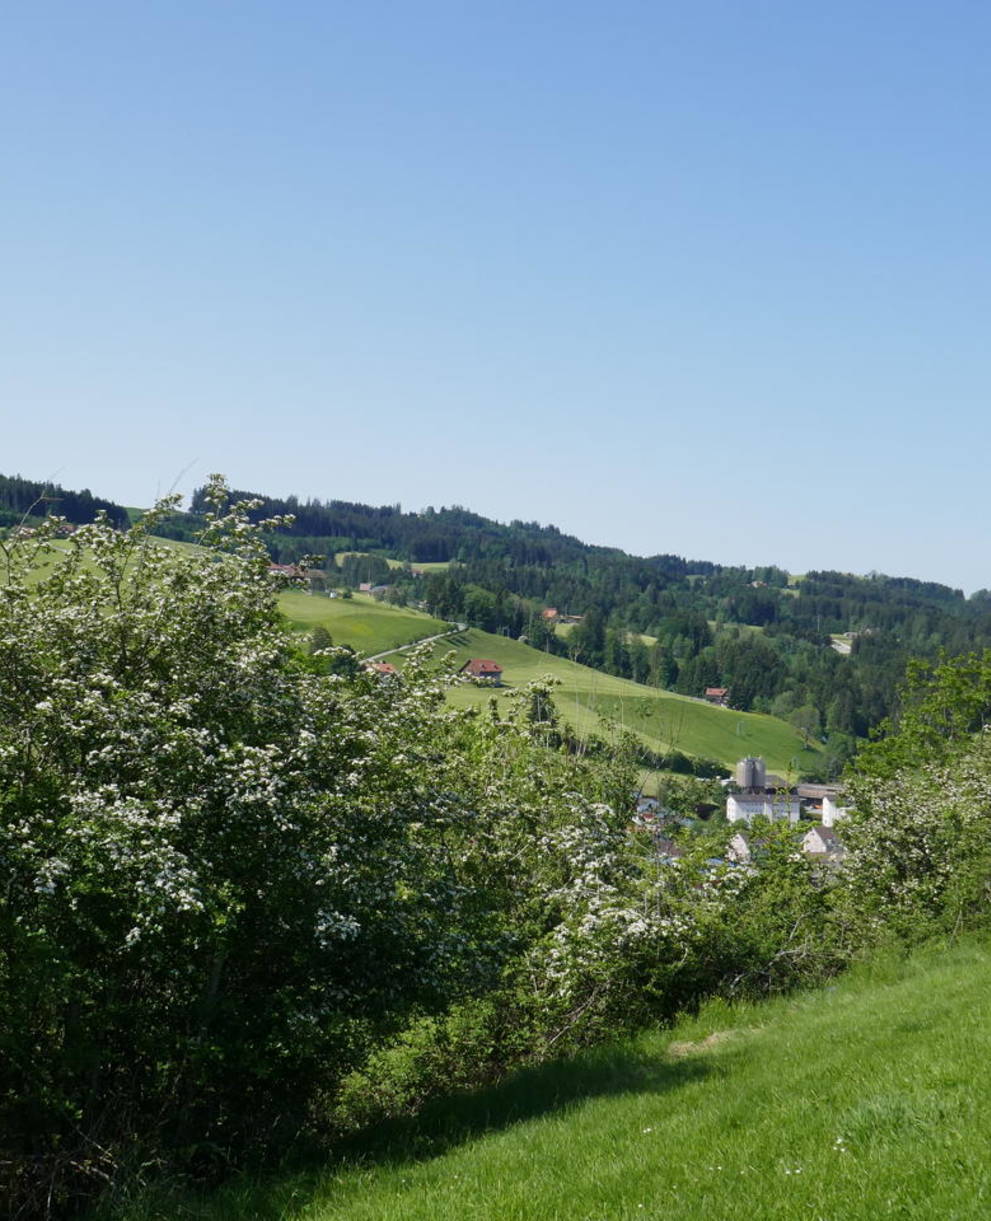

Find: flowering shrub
0;483;640;1212
841;730;991;942
0;478;896;1215
522;816;835;1050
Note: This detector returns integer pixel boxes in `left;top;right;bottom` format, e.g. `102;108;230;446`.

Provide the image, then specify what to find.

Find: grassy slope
423;629;819;774
279;592;448;655
117;938;991;1220
20;539;811;766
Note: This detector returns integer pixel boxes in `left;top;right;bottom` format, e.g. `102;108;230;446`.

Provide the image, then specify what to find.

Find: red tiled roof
460;659;503;677
705;687;729;697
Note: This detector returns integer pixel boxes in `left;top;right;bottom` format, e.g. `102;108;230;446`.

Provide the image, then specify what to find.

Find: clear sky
3;2;989;589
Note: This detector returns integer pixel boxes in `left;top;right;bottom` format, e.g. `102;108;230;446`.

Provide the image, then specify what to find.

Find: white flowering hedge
841;729;991;942
0;481;645;1210
0;478;886;1215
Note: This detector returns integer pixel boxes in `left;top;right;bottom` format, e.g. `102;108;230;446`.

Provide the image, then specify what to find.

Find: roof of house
796;783;845;800
542;607;559;619
804;825;843;850
366;661;398;675
705;687;729;697
460;658;503;677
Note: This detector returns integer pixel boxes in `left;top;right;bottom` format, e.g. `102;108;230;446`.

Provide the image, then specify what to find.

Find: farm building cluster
636;755;850;866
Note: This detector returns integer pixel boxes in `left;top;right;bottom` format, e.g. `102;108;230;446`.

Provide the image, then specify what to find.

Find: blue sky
3;2;989;589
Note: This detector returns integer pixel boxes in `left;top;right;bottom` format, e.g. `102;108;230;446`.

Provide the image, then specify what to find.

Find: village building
459;659;504;684
704;687;730;706
726;792;802;825
802;824;845;860
727;831;752;863
364;661;398;677
795;783;850;826
726;755;801;824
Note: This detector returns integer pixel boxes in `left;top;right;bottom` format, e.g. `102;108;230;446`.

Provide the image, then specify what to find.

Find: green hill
420;628;821;775
278;591;449;655
16;536;814;769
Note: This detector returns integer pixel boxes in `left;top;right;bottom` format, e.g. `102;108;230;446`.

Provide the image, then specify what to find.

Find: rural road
364;624;466;663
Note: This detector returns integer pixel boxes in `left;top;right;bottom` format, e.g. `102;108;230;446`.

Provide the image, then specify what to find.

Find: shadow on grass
118;1041;712;1219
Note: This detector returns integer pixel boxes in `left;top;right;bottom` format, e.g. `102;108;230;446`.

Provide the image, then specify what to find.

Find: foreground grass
424;628;818;774
104;938;991;1220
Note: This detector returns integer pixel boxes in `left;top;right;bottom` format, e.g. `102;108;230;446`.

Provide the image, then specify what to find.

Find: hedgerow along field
419;628;822;775
104;937;991;1220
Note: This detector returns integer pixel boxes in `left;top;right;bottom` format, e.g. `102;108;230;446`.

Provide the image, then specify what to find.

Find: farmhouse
459;659;504;683
727;755;801;825
726;793;802;825
704;687;730;707
364;661;398;677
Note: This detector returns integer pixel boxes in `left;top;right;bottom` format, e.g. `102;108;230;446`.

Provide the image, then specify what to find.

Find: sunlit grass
103;938;991;1220
279;591;448;655
422;628;818;774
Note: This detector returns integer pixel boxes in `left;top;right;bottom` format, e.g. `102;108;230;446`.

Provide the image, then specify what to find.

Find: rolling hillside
278;591;449;655
417;628;821;775
15;533;816;770
303;940;991;1220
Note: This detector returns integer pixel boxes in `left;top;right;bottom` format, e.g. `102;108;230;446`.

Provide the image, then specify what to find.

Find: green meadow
12;537;813;770
278;591;449;655
422;628;820;774
105;937;991;1220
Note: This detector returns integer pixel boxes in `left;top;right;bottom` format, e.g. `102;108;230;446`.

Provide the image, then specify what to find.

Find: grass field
419;628;819;774
14;538;813;767
278;591;449;655
109;937;991;1220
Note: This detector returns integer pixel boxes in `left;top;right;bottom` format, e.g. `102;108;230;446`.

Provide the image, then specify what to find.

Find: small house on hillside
365;661;398;677
542;607;559;623
704;687;730;707
459;659;504;684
